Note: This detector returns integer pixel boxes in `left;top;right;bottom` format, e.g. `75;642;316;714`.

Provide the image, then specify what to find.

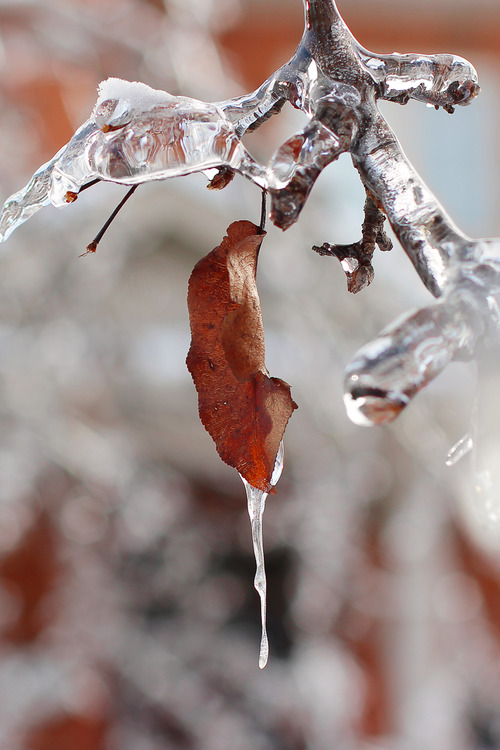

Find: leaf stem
80;184;138;256
258;190;268;235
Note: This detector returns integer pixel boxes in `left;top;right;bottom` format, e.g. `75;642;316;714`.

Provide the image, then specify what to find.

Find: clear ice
240;441;284;669
0;0;499;562
0;78;268;242
344;292;481;426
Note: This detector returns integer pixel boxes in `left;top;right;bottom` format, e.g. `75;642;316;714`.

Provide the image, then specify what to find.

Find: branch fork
0;0;494;426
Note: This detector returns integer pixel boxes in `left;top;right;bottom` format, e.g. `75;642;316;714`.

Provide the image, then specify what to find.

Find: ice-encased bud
87;99;245;183
94;99;132;132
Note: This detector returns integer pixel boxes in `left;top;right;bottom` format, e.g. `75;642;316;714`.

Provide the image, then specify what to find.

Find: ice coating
344;292;482;426
86;78;266;187
0;122;97;241
0;0;497;429
358;50;479;110
0;79;267;241
241;441;284;669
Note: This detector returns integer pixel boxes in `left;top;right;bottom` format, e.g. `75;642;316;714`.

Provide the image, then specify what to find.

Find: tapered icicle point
243;479;269;669
240;441;284;669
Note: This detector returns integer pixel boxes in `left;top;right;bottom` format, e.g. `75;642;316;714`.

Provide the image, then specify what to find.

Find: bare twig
312;194;392;293
80;185;138;256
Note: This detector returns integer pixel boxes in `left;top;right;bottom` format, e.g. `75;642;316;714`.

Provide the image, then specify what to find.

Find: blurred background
0;1;500;748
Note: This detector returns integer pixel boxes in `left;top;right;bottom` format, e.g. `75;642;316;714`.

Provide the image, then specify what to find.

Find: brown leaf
187;220;297;492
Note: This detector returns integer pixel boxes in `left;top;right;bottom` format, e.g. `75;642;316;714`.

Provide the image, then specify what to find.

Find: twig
79;185;138;257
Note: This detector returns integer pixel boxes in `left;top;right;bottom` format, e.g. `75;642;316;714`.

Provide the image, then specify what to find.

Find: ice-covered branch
0;79;267;242
343;289;483;426
0;0;496;427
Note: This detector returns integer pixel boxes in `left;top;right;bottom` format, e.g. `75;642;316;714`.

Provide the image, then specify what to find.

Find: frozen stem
312;193;392;293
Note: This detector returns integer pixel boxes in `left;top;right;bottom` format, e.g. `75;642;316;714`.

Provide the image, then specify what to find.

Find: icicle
446;433;474;467
243;479;269;669
240;441;284;669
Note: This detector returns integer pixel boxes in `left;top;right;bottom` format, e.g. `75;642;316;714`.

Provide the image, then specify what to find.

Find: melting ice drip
240;441;284;669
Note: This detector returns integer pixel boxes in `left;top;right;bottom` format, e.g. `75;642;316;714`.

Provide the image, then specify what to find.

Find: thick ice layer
344;293;481;426
0;78;266;242
359;50;479;108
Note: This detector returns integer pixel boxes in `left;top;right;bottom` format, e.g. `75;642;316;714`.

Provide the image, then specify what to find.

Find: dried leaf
187;220;297;492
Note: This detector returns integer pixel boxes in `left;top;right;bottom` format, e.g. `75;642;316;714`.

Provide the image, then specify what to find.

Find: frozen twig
312;193;392;293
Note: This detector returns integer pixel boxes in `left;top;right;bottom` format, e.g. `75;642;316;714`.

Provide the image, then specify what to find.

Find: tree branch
0;0;494;426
